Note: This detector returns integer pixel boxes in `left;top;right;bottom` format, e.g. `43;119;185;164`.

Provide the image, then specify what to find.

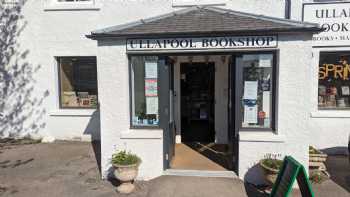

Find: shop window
318;52;350;110
240;53;275;129
58;57;98;108
130;56;159;127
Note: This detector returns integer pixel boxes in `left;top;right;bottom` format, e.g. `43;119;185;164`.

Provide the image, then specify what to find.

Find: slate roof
87;6;321;39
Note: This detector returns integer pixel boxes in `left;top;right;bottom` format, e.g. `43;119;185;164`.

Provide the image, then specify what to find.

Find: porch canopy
87;6;321;39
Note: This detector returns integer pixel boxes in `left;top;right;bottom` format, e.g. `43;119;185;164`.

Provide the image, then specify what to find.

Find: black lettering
170;39;179;48
139;40;144;48
163;40;168;48
210;39;219;47
266;36;274;46
342;23;349;32
237;38;245;46
202;39;209;47
316;9;324;18
180;39;189;48
322;23;330;32
129;40;137;48
219;38;228;47
340;9;348;18
331;23;341;32
155;40;162;48
229;38;237;46
190;39;196;48
146;40;151;48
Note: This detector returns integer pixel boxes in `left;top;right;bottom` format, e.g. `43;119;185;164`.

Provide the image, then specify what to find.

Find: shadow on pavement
324;155;350;193
91;140;101;174
244;182;268;197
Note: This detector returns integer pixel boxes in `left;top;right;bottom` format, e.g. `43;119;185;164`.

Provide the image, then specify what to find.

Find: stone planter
259;160;280;185
113;163;139;194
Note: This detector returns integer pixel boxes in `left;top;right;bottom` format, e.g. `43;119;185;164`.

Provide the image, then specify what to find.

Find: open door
228;55;239;173
159;56;175;169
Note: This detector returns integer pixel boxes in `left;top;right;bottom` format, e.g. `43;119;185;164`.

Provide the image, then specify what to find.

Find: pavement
0;141;349;197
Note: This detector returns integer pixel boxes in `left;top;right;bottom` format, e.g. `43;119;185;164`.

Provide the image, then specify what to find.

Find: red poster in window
258;111;266;119
145;79;158;97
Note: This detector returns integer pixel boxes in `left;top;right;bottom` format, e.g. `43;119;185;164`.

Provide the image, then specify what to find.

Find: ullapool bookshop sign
127;36;277;51
303;2;350;46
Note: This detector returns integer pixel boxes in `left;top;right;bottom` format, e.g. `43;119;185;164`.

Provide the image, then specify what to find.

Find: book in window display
318;54;350;109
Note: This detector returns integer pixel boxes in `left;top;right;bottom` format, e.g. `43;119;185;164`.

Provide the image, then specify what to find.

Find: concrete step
163;169;238;178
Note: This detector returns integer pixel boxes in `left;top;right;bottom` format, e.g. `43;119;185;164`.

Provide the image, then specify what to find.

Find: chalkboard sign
270;156;314;197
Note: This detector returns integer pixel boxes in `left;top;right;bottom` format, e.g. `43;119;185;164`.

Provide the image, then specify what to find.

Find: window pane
59;57;98;108
131;56;159;126
318;52;350;109
240;54;273;129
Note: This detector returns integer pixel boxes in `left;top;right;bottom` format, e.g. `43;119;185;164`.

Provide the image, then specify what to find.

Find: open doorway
180;62;215;142
168;55;233;171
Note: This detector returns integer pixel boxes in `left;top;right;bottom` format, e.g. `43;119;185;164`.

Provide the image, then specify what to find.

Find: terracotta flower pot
259;160;280;185
113;163;139;194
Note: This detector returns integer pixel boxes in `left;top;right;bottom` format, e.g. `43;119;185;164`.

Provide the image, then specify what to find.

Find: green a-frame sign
270;156;315;197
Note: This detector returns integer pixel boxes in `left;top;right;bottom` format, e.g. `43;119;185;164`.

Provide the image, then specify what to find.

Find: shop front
303;1;350;153
88;6;321;184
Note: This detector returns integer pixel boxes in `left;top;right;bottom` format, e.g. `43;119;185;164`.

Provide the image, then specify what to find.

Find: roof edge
87;27;321;40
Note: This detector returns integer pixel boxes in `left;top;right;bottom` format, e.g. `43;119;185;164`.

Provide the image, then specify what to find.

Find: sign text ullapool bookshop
127;36;277;51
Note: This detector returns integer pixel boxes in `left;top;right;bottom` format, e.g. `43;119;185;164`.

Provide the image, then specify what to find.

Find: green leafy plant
261;158;283;170
309;170;328;184
260;153;283;170
112;150;141;166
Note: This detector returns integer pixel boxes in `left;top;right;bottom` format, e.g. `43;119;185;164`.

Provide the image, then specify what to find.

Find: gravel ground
0;141;348;197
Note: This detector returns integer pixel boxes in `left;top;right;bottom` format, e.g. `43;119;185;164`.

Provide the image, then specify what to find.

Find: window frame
317;51;350;111
236;51;278;132
127;51;278;131
128;55;161;129
56;56;98;110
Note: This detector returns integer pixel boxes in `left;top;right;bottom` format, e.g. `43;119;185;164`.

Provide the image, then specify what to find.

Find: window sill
44;3;101;11
50;109;97;117
311;111;350;118
239;131;285;143
120;129;163;139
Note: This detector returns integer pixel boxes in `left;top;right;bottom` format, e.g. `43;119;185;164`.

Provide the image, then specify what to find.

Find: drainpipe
285;0;291;19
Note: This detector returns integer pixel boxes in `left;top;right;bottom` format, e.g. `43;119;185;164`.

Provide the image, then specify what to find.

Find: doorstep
163;169;238;178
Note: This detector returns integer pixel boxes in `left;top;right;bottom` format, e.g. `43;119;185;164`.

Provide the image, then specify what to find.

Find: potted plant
259;154;283;185
111;150;141;194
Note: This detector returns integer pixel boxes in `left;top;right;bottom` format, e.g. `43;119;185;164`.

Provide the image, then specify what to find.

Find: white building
0;0;348;185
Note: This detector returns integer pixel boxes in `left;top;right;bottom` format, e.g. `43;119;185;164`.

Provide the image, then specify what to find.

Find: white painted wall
239;33;314;185
96;39;164;180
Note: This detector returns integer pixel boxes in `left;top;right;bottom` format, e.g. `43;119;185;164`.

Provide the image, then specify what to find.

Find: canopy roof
87;6;321;39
